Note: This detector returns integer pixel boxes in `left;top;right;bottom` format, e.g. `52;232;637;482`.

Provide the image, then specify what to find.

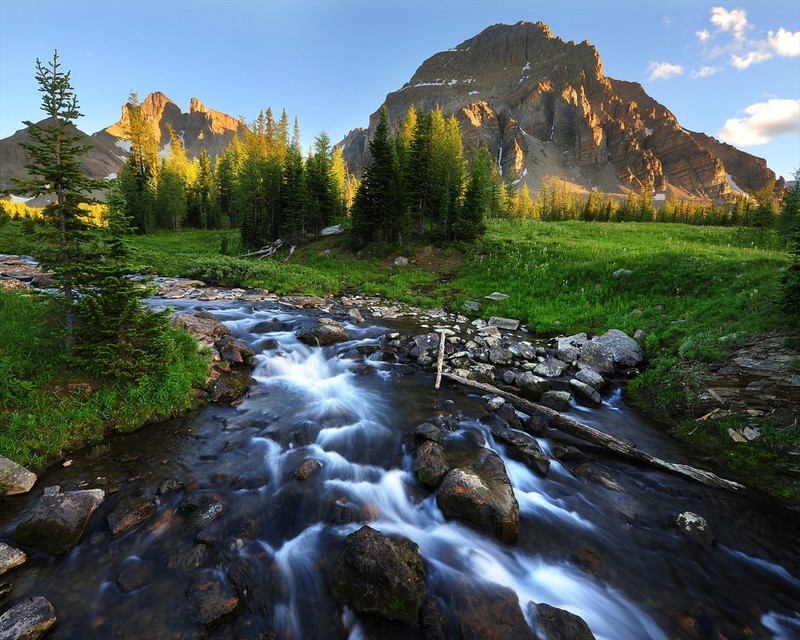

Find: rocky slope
341;21;783;201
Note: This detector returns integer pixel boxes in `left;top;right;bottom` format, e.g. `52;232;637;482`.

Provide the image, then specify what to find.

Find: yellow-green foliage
1;200;107;225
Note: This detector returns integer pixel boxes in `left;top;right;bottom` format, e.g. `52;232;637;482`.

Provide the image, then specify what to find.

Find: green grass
0;289;208;472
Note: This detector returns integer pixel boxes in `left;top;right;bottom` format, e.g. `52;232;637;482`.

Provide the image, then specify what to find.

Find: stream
1;299;799;639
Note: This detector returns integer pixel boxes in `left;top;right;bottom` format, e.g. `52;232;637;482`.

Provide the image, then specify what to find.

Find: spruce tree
779;172;800;317
10;51;105;337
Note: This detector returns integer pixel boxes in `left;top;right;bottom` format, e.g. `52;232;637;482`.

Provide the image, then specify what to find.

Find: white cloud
647;61;684;80
690;66;721;79
710;6;749;41
731;49;773;69
717;98;800;146
696;29;711;42
769;28;800;57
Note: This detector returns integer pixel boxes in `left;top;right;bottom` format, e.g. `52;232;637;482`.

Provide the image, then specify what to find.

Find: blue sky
1;0;798;180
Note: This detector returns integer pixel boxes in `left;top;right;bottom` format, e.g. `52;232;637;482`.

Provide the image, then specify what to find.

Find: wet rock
435;452;520;544
415;422;448;444
420;597;447;640
490;427;550;477
348;307;365;324
0;457;36;496
15;487;105;555
555;333;587;364
550;443;584;462
593;329;645;369
413;441;450;489
172;311;230;343
332;525;426;626
177;494;225;532
0;543;26;576
515;372;549;400
574;366;606;391
187;572;240;628
569;379;602;406
577;341;616;376
488;346;513;365
0;596;57;640
447;579;535;640
534;357;570;378
214;335;253;364
524;410;551;437
106;493;157;536
294;459;322;481
540;390;572;411
529;601;596;640
296;318;350;346
676;511;716;549
208;365;256;403
509;342;537;361
116;558;158;593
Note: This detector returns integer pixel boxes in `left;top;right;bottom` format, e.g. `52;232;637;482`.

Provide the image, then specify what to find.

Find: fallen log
442;372;745;492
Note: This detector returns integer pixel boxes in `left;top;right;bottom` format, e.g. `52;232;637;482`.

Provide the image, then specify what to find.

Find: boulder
172;311;230;343
413;441;450;489
435;452;520;544
213;335;252;364
514;372;549;400
294;459;322;481
676;511;716;549
529;602;596;640
177;494;225;532
577;341;615;376
509;342;537;361
533;357;570;378
295;318;350;346
106;493;157;536
569;379;602;406
15;487;105;555
117;558;158;593
574;366;606;391
0;543;26;576
540;390;572;411
593;329;645;369
332;525;426;626
0;457;36;496
555;333;587;364
490;427;550;477
0;596;57;640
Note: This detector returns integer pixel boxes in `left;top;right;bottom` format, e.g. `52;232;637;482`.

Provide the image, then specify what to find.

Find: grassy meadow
1;218;797;499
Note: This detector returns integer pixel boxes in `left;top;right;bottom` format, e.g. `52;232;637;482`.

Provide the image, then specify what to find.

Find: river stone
213;334;252;364
676;511;716;549
555;333;587;364
435;453;520;544
575;366;606;391
187;572;240;628
0;543;26;576
413;441;450;489
540;390;572;411
167;543;211;572
447;579;535;640
332;525;426;626
106;493;157;536
509;342;537;361
570;379;602;406
0;456;36;496
0;596;57;640
488;316;519;330
172;311;229;342
15;487;105;555
577;341;615;376
529;601;596;640
295;318;350;346
415;422;448;444
490;427;550;477
515;371;549;400
593;329;645;369
294;459;322;481
533;357;570;378
488;346;513;365
116;558;158;593
177;494;225;532
524;410;551;437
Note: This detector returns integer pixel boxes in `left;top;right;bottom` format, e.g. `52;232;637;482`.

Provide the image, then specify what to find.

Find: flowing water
2;301;799;639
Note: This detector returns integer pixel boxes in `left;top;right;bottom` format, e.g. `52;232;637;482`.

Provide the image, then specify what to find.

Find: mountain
0;93;245;196
341;21;783;201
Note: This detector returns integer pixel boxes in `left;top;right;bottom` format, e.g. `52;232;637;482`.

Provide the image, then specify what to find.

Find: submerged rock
445;579;535;640
186;572;240;628
676;511;716;549
106;493;157;536
0;596;57;640
332;525;426;626
14;487;105;555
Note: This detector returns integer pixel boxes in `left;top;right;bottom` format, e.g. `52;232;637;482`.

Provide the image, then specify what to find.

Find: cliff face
341;21;781;201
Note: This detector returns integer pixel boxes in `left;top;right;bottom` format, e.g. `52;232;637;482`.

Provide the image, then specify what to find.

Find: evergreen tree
75;182;177;380
454;146;491;241
330;144;351;216
779;172;800;317
189;150;214;228
281;121;307;245
118;92;160;232
305;131;339;235
10;51;105;335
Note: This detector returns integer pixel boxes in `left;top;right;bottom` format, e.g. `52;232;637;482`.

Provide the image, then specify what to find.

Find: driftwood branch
434;330;447;390
442;372;745;491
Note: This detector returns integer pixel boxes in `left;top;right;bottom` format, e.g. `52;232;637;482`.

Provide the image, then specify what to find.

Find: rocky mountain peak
190;97;208;114
342;21;780;202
